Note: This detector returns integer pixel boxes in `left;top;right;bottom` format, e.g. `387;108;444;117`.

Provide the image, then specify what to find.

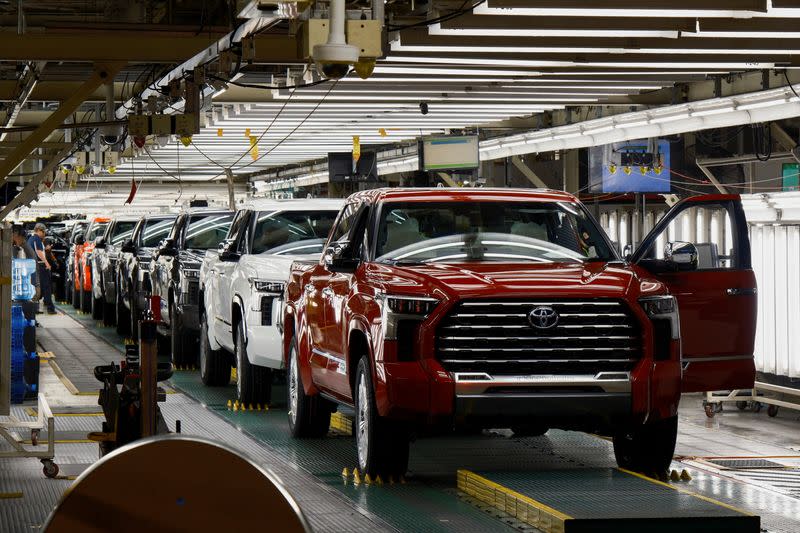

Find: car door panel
633;194;756;393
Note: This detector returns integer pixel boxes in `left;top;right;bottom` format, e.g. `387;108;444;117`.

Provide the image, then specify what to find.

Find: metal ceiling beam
0;62;125;186
0;33;231;63
485;0;768;10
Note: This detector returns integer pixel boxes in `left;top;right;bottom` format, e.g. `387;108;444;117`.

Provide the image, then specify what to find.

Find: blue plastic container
12;258;36;301
10;305;27;404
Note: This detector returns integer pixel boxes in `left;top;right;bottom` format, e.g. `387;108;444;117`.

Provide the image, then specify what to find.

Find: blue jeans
37;265;55;312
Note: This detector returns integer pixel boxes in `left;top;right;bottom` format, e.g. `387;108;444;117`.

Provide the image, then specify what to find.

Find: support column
562;150;579;193
511;156;547;188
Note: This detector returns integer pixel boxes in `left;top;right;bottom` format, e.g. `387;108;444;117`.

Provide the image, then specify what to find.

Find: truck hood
247;253;320;281
367;261;640;300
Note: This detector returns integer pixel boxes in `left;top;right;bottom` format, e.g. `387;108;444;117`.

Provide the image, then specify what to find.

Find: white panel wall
751;224;800;379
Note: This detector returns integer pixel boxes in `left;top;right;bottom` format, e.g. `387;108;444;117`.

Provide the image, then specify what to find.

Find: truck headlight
639;295;680;340
249;279;285;294
377;294;439;341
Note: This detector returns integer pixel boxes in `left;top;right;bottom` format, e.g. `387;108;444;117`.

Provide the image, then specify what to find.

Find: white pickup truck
199;198;343;405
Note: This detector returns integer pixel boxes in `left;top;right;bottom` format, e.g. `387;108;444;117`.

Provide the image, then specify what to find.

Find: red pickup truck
282;188;756;478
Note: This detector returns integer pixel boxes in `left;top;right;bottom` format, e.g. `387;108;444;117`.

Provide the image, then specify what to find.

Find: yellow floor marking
617;468;754;516
0;492;23;499
330;412;353;435
47;360;80;395
457;469;571;533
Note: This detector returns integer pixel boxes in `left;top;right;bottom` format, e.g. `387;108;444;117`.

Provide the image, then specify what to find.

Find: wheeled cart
0;392;59;477
703;381;800;418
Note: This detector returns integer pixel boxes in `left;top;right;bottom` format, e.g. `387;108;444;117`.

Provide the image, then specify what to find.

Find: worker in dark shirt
28;223;56;314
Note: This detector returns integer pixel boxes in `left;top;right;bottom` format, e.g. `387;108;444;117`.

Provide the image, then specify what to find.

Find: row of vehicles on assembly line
65;187;757;481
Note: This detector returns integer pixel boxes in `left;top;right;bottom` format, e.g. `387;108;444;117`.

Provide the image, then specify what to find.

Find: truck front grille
436;299;642;375
185;281;199;305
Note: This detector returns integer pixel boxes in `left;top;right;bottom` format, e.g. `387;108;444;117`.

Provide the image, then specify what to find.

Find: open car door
631;194;757;393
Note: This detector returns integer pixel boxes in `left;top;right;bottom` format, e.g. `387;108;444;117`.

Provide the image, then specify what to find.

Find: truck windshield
86;222;108;242
185;214;234;250
140;218;176;247
251;210;338;256
375;201;614;264
110;222;136;245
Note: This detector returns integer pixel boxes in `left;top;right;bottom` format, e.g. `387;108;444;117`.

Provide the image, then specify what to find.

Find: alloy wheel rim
288;348;298;425
357;374;369;469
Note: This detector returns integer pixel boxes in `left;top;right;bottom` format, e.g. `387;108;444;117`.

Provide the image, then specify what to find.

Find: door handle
726;288;757;296
322;287;334;298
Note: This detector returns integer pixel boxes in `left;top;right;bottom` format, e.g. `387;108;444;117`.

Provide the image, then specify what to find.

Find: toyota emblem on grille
528;306;559;329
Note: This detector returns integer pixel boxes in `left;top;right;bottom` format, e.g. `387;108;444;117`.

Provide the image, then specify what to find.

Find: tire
287;337;333;438
71;279;80;309
170;303;197;368
91;292;103;319
129;284;139;342
235;321;272;405
199;312;230;386
355;356;410;478
767;405;779;418
115;281;131;337
511;424;549;437
613;416;678;474
81;289;92;313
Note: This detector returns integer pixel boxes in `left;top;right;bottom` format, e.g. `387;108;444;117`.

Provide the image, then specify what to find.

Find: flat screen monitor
328;151;378;183
589;139;671;193
420;135;480;172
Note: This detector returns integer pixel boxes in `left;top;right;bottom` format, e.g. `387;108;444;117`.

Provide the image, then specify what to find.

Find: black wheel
511;424;549;437
613;416;678;474
170;303;196;368
704;404;716;418
235;321;271;405
115;280;131;337
71;280;80;309
129;284;139;342
31;429;40;446
42;460;59;478
355;355;410;478
91;292;103;319
65;277;72;305
80;287;92;313
199;312;230;386
287;336;333;438
736;401;748;411
767;405;779;418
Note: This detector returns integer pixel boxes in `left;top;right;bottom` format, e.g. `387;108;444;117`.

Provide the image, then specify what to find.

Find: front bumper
245;306;283;370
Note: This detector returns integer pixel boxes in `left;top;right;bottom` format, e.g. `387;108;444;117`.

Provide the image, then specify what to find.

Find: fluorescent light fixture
649;113;690;124
736;99;784;111
582;125;614;135
428;24;680;39
691;106;735;117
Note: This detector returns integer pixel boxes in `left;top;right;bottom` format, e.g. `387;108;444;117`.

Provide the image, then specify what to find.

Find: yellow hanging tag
249;135;258;161
244;128;251;137
217;128;224;137
353;135;361;163
378;128;387;137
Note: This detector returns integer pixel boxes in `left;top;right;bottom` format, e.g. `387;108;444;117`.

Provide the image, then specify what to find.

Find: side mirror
95;237;106;249
664;241;698;271
324;241;359;272
219;240;240;262
121;239;136;254
159;238;178;257
74;234;86;245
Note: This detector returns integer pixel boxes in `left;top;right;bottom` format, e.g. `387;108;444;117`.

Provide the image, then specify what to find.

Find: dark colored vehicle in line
76;217;110;315
46;234;69;302
64;221;88;305
150;209;234;366
283;188;757;478
116;214;177;338
92;217;138;326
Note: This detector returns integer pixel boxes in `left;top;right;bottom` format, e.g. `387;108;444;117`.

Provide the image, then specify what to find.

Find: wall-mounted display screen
420;135;480;172
589;139;671;193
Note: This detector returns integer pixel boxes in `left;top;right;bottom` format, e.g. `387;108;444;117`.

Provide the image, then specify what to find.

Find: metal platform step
458;469;760;533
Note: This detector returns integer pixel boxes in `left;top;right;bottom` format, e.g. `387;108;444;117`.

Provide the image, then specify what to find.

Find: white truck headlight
249;279;285;294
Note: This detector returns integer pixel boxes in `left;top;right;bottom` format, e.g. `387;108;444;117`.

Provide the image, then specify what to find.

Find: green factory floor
20;303;800;533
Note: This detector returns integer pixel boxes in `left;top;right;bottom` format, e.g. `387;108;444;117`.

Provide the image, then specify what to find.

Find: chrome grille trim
436;298;642;375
